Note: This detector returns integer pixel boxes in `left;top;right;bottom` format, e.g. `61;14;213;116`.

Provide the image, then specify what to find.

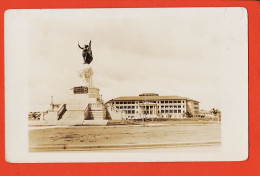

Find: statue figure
78;67;94;86
78;40;93;64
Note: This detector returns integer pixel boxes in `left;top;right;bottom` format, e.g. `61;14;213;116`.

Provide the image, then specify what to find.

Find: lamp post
143;95;147;126
142;111;145;126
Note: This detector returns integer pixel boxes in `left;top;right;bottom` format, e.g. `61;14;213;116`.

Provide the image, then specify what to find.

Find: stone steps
90;109;106;120
106;107;127;120
57;110;84;125
44;112;58;121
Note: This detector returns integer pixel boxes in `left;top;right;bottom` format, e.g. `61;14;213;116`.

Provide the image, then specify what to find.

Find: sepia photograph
5;8;248;162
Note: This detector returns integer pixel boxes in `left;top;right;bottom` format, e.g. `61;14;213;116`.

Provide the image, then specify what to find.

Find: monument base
67;85;101;111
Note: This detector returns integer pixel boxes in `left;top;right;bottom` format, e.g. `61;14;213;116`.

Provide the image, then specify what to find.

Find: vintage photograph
5;8;248;162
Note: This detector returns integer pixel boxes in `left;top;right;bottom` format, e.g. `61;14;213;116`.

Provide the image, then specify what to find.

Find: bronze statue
78;40;93;64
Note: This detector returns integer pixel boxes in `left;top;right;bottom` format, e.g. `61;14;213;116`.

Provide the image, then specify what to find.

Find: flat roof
139;93;159;96
108;95;199;102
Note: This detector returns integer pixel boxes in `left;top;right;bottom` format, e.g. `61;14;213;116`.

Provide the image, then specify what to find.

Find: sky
27;8;247;112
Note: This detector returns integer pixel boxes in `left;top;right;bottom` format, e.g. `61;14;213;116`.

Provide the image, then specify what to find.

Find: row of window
114;100;186;105
161;105;185;108
161;100;185;104
125;110;136;114
194;110;199;114
116;106;156;109
116;106;136;109
115;101;136;104
124;110;184;114
115;105;185;109
161;110;183;114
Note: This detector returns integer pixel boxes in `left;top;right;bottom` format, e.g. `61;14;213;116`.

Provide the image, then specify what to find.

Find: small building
199;109;212;118
199;109;221;119
106;93;200;119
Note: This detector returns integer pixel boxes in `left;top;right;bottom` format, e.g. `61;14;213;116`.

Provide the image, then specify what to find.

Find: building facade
106;93;200;119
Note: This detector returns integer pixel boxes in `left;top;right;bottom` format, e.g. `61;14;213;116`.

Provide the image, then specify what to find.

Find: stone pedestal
36;64;110;126
59;84;108;125
66;85;101;111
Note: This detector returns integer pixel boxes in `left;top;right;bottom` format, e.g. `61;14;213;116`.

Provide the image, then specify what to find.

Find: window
116;102;119;104
165;101;168;103
178;105;181;108
183;101;185;103
183;105;185;108
169;110;173;113
128;110;131;114
169;101;172;103
161;101;164;104
174;101;177;103
165;110;169;113
132;106;135;109
178;100;181;103
174;110;177;113
161;110;165;113
165;106;168;108
123;102;127;104
178;110;181;113
116;106;119;109
161;106;164;108
128;106;131;109
120;106;123;109
132;110;135;114
174;105;177;108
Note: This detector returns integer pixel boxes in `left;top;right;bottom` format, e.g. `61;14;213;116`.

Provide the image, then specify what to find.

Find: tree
184;111;193;118
210;108;220;116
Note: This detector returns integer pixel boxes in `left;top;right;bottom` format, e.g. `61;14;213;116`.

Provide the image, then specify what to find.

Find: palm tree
209;108;221;123
210;108;220;116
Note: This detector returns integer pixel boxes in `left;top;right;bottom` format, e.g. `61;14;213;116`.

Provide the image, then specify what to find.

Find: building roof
108;95;199;102
184;97;199;102
139;93;159;96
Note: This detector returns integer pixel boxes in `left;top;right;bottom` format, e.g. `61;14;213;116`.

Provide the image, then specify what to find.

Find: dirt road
29;121;221;152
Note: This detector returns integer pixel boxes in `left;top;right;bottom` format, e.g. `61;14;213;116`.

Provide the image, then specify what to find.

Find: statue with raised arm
78;40;93;64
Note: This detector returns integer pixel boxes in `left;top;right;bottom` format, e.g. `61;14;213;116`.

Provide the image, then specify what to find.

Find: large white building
106;93;200;119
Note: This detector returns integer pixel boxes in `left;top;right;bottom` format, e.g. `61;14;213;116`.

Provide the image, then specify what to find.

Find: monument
36;40;111;126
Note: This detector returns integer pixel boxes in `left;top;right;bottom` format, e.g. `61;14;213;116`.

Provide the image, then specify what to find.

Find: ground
29;120;221;152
